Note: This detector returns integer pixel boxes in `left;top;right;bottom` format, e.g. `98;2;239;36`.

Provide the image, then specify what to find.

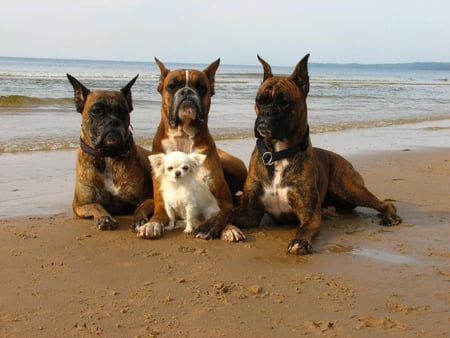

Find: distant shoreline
1;55;450;70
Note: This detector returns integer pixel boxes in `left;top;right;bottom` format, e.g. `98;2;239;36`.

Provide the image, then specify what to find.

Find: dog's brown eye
167;80;180;91
90;107;103;117
182;166;189;171
195;80;207;94
167;166;173;171
277;93;291;108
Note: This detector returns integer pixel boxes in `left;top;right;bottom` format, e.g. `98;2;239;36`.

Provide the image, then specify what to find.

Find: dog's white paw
135;221;163;239
220;224;246;242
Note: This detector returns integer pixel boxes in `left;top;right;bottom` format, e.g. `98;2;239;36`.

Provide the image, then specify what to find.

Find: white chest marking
103;160;121;196
162;127;201;154
261;143;293;216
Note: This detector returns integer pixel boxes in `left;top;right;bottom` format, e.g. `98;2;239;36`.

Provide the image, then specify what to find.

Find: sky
1;0;449;66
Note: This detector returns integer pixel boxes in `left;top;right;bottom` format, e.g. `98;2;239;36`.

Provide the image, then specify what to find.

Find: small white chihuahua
148;151;220;234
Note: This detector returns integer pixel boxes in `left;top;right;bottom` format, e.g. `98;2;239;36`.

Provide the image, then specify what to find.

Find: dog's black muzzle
255;106;276;138
96;117;127;150
170;86;203;126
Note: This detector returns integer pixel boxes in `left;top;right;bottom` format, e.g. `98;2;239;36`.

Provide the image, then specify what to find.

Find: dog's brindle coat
232;55;402;255
67;74;154;230
135;59;247;241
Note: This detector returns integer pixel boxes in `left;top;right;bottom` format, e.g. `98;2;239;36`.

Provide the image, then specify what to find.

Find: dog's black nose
179;87;195;98
175;170;181;177
107;118;122;127
261;109;272;118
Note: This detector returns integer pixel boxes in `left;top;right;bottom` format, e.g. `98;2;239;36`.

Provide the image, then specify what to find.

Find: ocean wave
0;95;72;109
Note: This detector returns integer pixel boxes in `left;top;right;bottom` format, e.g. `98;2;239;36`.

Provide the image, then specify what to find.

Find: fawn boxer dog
232;55;402;255
67;74;154;230
135;58;247;241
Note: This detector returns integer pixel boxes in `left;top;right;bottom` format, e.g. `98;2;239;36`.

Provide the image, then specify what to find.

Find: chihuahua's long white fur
149;151;219;233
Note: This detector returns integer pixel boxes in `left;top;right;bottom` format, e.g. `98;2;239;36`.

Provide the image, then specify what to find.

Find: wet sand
1;123;449;337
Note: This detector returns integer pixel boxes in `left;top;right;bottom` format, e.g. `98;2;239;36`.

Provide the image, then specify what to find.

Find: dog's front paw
287;239;313;255
135;221;164;239
194;230;213;240
131;217;149;231
381;213;402;226
95;215;118;231
380;203;402;226
220;224;246;242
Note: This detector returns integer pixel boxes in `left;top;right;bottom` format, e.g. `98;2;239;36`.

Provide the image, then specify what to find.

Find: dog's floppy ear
189;153;207;168
203;58;220;97
121;74;139;112
289;54;310;96
148;153;165;177
257;55;273;82
155;57;170;94
67;73;90;113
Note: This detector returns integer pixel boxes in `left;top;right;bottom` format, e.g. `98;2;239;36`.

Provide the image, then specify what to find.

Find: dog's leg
184;205;194;234
73;203;118;230
132;198;154;229
194;207;236;240
135;205;168;239
337;184;402;226
135;178;168;239
217;148;248;205
285;182;323;255
327;158;402;226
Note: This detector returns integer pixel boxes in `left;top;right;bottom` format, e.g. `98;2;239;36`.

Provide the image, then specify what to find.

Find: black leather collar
256;125;310;166
80;133;134;158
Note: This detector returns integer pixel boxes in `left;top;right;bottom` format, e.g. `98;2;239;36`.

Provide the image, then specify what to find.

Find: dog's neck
161;121;210;154
257;125;310;165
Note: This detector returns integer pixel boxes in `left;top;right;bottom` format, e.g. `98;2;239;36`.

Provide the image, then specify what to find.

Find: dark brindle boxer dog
134;58;247;241
67;74;154;230
232;55;402;255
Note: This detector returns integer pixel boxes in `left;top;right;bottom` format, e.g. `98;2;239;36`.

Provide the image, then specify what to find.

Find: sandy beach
1;122;449;337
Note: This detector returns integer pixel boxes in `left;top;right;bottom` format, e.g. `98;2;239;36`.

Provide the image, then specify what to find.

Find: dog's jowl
67;74;154;231
232;54;402;255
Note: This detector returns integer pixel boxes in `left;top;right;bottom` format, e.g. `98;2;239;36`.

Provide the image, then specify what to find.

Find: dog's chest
162;128;197;153
261;159;292;216
100;160;125;197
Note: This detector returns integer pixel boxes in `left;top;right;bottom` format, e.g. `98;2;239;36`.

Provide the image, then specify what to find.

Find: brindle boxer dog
232;55;402;255
135;58;247;241
67;74;154;230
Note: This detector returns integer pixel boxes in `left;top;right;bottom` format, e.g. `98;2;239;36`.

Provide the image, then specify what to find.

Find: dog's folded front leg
287;193;322;255
194;208;234;240
74;203;118;231
132;198;155;229
135;192;168;239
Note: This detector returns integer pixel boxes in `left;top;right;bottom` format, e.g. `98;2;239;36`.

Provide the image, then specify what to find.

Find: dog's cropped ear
121;74;139;112
203;58;220;96
148;153;165;177
289;54;310;96
155;57;170;94
257;55;273;81
189;153;207;168
67;73;90;113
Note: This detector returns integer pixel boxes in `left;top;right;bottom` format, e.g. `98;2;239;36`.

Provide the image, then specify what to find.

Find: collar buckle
262;151;274;166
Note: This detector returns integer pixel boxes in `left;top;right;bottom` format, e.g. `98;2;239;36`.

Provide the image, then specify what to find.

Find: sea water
1;56;449;154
